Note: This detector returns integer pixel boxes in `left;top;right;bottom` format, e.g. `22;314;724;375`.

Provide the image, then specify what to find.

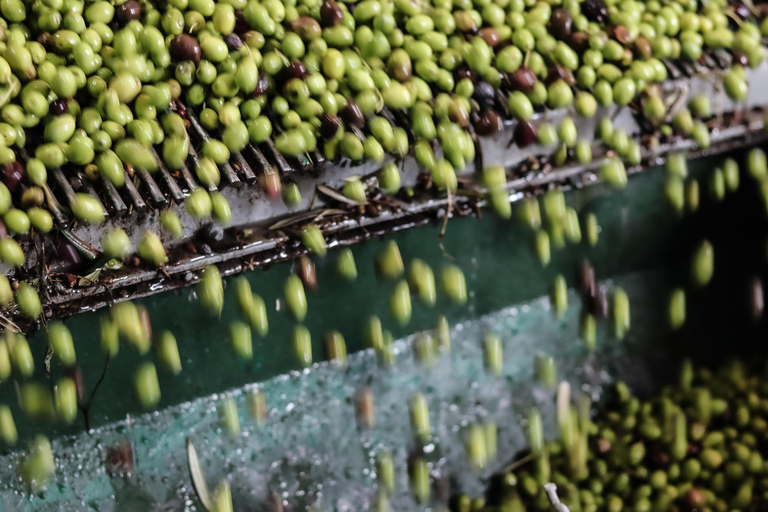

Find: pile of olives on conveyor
0;0;764;275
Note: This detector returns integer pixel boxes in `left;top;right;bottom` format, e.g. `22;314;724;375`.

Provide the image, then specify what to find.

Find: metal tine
77;172;109;218
99;176;128;216
676;59;696;77
243;143;271;176
261;137;294;175
690;58;709;75
178;159;199;192
151;147;185;203
51;167;77;206
663;59;682;80
122;170;147;211
311;149;326;168
229;150;257;185
187;144;214;191
712;50;732;69
136;169;167;207
184;106;242;187
700;52;717;70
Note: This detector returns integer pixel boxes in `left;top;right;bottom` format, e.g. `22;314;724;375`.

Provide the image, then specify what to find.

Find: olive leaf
187;438;214;512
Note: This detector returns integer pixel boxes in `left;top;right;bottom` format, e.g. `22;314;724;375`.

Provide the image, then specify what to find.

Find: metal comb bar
136;169;167;207
51;168;77;206
700;53;717;71
99;177;127;216
178;160;199;192
184;106;242;187
712;50;732;69
243;143;272;178
663;59;682;80
122;171;147;211
262;138;293;175
230;150;257;185
151;147;185;203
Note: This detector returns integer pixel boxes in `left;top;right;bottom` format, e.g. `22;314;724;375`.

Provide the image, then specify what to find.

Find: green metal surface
1;149;767;510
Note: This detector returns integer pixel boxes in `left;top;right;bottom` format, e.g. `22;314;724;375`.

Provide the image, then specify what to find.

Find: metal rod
100;175;128;216
122;171;147;211
136;169;167;207
151;147;185;203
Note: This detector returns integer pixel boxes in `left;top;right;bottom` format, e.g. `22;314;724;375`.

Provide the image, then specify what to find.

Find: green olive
133;361;161;409
284;274;307;321
101;227;131;259
47;322;76;367
335;247;357;281
138;231;167;266
199;265;224;317
16;282;41;320
156;331;182;375
389;279;412;325
228;321;252;361
292;324;312;367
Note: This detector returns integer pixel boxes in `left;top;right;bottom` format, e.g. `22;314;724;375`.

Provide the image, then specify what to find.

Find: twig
82;354;110;432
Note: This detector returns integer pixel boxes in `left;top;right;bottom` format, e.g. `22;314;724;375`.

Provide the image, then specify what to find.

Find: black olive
116;0;141;24
50;98;68;115
169;34;202;63
1;162;24;192
514;120;538;148
284;61;308;81
509;67;537;93
320;114;342;138
320;0;344;27
550;9;572;39
473;81;496;105
474;109;504;136
252;72;270;96
341;101;365;128
224;33;243;51
581;0;608;23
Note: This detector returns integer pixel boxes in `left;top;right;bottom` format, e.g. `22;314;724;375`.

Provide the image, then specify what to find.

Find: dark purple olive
116;0;141;24
341;101;365;128
550;9;572;39
1;161;24;192
320;114;342;138
514;120;537;148
583;285;609;318
320;0;344;26
474;109;504;136
169;34;202;63
56;241;81;266
252;72;270;96
0;219;7;238
50;98;68;115
509;67;537;93
455;67;476;83
546;65;575;87
234;10;249;34
473;81;496;105
224;33;243;50
581;0;608;23
576;259;595;297
284;61;308;81
568;31;590;52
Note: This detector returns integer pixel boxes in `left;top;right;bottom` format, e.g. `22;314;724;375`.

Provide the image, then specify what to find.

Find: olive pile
0;0;763;279
481;360;768;512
